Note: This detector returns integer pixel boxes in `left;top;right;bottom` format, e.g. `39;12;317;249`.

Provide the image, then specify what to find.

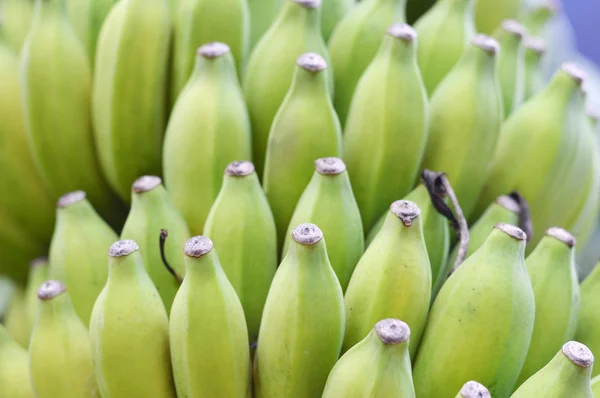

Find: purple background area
564;1;600;66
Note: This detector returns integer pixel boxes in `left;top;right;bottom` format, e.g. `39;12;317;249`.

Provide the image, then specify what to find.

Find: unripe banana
170;236;250;397
48;191;118;326
413;224;535;397
523;37;547;101
243;0;332;176
253;223;344;398
164;43;251;235
170;0;250;102
20;0;117;214
344;24;428;231
0;0;34;53
511;341;594;397
328;0;406;125
282;158;363;291
576;261;600;378
322;319;415;397
522;0;557;36
89;240;176;397
93;0;171;201
263;53;342;247
120;176;190;313
414;0;476;95
247;0;284;47
24;257;48;337
29;280;98;398
66;0;115;65
321;0;354;41
517;228;580;386
473;0;521;35
493;20;526;117
203;161;277;343
456;381;491;398
4;285;29;347
344;200;431;359
0;323;34;398
421;35;503;219
592;374;600;396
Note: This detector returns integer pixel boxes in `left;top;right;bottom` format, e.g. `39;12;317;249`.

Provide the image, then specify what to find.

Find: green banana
327;0;406;125
322;319;415;397
29;280;98;398
243;0;332;176
0;0;34;53
253;223;344;398
522;0;557;36
456;381;491;398
66;0;115;65
24;257;48;337
263;53;342;247
48;191;118;326
523;37;547;101
414;0;476;95
20;0;116;214
0;323;34;398
511;341;594;397
164;42;252;235
89;240;176;397
576;261;600;377
420;35;503;219
516;228;580;386
591;374;600;396
93;0;171;201
344;200;431;359
0;221;47;285
494;20;526;118
321;0;354;41
170;236;250;397
170;0;250;102
4;285;29;347
473;0;521;35
282;157;363;291
413;224;535;397
343;23;428;232
120;176;190;313
247;0;285;48
203;161;277;343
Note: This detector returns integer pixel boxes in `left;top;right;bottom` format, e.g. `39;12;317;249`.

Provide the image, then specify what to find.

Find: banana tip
184;236;213;258
501;19;527;38
226;161;255;177
562;63;587;85
315;157;346;175
297;53;327;73
496;195;520;214
197;42;230;58
494;223;527;241
30;256;48;268
132;176;162;193
460;381;491;398
293;0;320;9
37;280;66;300
524;37;547;55
390;200;421;226
386;23;417;42
109;240;139;257
58;190;86;208
471;35;499;55
375;319;410;345
562;341;594;368
546;227;576;248
292;223;323;245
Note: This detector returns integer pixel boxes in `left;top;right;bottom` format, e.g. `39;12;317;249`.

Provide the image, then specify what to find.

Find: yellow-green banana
253;223;344;398
576;261;600;377
523;37;547;101
170;236;250;397
522;0;557;36
322;319;415;397
328;0;406;125
120;176;190;313
321;0;354;41
512;341;594;397
24;257;48;338
421;35;503;219
243;0;332;176
414;0;476;95
344;23;428;232
4;285;29;347
164;43;252;235
493;20;526;117
473;0;521;35
0;0;34;53
344;200;431;359
203;161;277;343
456;381;491;398
247;0;285;47
263;53;342;247
413;224;535;397
93;0;171;201
29;280;98;398
283;157;363;291
48;191;118;326
0;323;34;398
89;240;176;397
66;0;115;65
591;374;600;396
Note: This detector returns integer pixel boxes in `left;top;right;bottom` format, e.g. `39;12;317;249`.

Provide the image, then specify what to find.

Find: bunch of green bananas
1;0;600;396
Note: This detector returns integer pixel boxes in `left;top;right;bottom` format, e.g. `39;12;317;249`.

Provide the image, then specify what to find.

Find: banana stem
508;191;534;242
159;229;183;285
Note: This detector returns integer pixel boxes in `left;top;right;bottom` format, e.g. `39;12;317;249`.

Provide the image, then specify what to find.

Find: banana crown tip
562;63;587;85
494;223;527;241
386;23;417;42
524;36;547;55
471;35;499;55
197;42;230;58
109;240;139;257
297;52;327;73
57;190;86;208
226;161;255;177
292;223;323;245
496;195;520;213
460;381;491;398
37;280;66;301
546;227;576;247
184;236;214;258
315;157;346;175
562;341;594;368
501;19;527;38
293;0;320;9
30;256;48;268
375;319;410;345
390;200;421;226
132;175;162;193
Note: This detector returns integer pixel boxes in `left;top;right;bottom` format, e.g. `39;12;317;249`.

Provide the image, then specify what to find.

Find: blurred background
564;1;600;67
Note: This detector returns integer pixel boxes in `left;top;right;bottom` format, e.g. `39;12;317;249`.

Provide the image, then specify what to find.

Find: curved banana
93;0;171;201
493;20;526;117
29;280;98;398
0;323;34;398
322;319;415;397
23;257;48;337
576;261;600;377
473;0;521;35
321;0;354;41
66;0;115;64
0;0;34;53
89;240;176;397
456;381;491;398
247;0;284;47
203;161;277;343
253;223;344;398
413;224;535;397
164;42;251;235
263;53;342;247
523;37;547;101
